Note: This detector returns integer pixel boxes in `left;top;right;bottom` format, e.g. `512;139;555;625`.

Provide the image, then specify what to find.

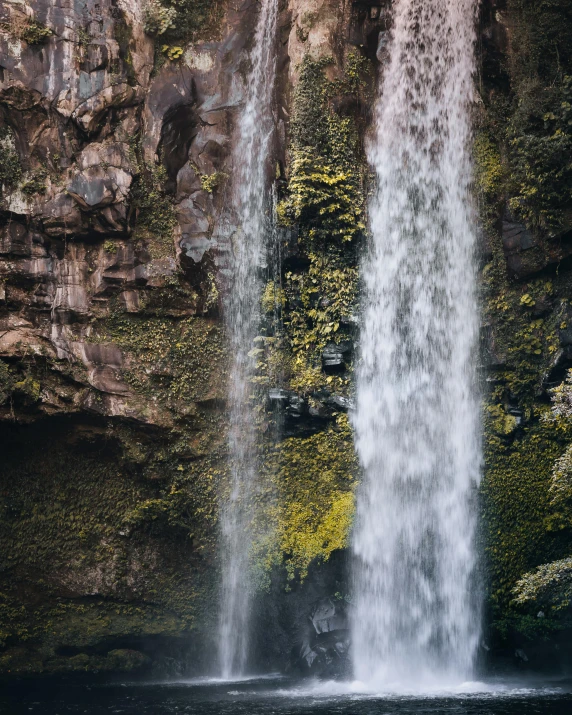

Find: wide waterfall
218;0;278;679
351;0;482;688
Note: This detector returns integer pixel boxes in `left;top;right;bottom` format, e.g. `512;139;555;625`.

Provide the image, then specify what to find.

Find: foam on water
249;679;567;700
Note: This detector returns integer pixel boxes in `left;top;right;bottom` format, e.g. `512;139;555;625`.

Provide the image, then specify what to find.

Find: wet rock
286;393;307;417
327;395;353;411
268;388;291;403
292;597;351;678
322;342;352;372
501;207;572;280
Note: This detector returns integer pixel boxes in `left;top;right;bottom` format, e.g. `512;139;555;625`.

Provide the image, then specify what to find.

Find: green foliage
144;0;224;45
0;360;15;404
514;556;572;611
130;159;177;258
284;252;357;353
93;314;226;404
162;44;184;61
507;0;572;84
474;131;505;228
143;0;176;36
0;125;23;193
0;420;221;670
500;0;572;232
548;442;572;506
200;171;227;194
481;407;572;620
278;54;367;245
268;52;369;400
482;235;559;401
259;415;357;581
251;59;368;583
507;77;572;231
21;168;47;196
18;19;52;44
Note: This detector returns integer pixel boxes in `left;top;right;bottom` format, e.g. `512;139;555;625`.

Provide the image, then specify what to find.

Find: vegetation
244;52;372;589
0;126;23;194
129;138;178;259
143;0;224;46
475;0;572;643
277;54;368;245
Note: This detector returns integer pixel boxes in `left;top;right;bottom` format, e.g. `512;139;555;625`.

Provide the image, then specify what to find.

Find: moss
481;406;572;627
21;169;47;196
0;126;23;194
129;136;177;259
0;361;16;405
261;281;286;316
144;0;225;46
17;19;52;45
487;2;572;233
278;54;368;246
256;415;357;582
264;52;370;401
200;171;227;194
481;225;559;402
93;314;226;405
0;420;220;671
474;132;505;205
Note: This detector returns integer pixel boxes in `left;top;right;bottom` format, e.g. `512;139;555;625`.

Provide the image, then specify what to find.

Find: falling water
351;0;481;688
218;0;278;679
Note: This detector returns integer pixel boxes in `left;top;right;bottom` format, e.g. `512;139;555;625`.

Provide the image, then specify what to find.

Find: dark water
1;676;572;715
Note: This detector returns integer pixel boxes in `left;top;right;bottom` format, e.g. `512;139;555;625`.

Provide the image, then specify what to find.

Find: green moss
0;361;16;404
200;171;227;194
18;20;52;45
263;53;370;402
0;421;220;671
0;126;23;194
474;132;505;203
21;169;47;196
129;135;177;259
278;55;367;246
94;314;226;404
491;2;572;233
481;407;572;625
257;415;357;582
481;227;559;402
144;0;225;45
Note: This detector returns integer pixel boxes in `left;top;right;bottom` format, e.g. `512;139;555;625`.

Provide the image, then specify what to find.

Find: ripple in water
2;677;572;715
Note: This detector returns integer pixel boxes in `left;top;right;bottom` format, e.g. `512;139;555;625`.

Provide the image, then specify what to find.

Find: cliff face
0;0;571;677
0;0;372;676
477;0;572;662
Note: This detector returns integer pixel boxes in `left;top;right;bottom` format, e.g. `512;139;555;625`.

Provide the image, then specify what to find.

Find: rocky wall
1;0;572;678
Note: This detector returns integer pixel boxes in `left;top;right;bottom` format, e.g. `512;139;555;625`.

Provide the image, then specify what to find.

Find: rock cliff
0;0;571;676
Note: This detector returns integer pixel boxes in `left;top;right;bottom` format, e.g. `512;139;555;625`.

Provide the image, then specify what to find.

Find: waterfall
351;0;481;688
218;0;278;679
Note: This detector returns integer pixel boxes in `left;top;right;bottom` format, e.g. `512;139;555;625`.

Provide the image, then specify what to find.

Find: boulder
292;597;351;679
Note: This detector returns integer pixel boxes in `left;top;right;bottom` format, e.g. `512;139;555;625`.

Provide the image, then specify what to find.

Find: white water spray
351;0;481;687
218;0;279;679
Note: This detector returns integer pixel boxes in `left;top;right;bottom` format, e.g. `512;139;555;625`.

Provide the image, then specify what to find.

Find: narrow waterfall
351;0;481;688
218;0;279;679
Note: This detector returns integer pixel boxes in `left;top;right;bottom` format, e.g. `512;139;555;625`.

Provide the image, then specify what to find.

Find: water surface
2;676;571;715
